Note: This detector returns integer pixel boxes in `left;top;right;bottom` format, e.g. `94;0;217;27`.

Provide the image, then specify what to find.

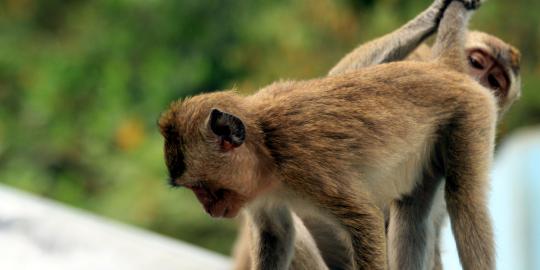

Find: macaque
160;1;497;269
383;31;520;270
330;2;521;270
236;0;521;268
331;12;521;117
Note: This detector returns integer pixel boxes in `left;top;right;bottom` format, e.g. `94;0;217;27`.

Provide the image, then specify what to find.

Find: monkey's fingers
458;0;484;10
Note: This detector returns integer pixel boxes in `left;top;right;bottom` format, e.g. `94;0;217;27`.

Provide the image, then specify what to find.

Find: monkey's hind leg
387;174;444;270
444;90;496;270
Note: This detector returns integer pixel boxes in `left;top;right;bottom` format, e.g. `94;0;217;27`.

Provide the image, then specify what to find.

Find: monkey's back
253;61;486;153
251;61;495;202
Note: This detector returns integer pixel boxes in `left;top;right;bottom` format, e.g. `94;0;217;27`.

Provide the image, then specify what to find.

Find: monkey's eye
469;55;484;70
488;67;509;96
487;74;500;90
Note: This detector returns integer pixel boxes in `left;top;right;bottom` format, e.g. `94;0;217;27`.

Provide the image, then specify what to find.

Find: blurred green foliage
0;0;539;255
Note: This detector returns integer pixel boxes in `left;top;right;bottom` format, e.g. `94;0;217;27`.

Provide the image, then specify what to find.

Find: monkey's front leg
243;202;330;270
245;202;296;270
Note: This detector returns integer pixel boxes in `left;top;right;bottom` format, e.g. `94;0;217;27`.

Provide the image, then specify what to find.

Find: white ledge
0;184;231;270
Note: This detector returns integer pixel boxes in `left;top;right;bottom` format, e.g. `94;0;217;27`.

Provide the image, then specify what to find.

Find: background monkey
235;0;521;268
330;5;521;116
381;31;520;270
159;0;496;269
331;1;521;270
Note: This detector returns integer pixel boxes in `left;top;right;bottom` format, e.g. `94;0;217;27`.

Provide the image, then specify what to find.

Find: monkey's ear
209;108;245;151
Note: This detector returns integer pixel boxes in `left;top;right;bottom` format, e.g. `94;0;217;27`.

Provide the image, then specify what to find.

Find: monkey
330;12;521;117
329;3;521;270
233;0;522;268
384;31;520;270
159;0;496;269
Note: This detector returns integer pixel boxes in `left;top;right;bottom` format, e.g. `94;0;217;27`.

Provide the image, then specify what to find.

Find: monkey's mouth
185;182;243;218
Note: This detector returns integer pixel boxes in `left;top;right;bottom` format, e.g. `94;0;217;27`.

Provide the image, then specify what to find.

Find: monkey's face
159;99;268;218
466;49;509;98
465;32;522;115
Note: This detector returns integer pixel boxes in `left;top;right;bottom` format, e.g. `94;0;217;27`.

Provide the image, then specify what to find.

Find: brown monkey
384;31;520;270
160;1;495;269
331;23;521;117
330;2;520;270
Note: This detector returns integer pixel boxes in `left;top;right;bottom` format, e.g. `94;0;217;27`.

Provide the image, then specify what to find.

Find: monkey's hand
433;0;457;26
457;0;483;10
247;202;296;270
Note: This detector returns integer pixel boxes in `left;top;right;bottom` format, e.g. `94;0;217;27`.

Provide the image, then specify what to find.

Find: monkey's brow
489;45;520;75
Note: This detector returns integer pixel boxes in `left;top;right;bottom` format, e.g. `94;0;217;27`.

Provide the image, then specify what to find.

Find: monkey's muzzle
184;182;240;218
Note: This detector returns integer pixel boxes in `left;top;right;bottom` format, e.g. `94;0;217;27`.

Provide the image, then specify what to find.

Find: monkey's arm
431;0;477;72
234;210;349;270
241;202;328;270
245;203;296;270
329;0;449;75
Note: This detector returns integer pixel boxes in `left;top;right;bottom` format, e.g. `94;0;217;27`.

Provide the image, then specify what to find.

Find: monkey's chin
187;184;244;218
204;200;241;218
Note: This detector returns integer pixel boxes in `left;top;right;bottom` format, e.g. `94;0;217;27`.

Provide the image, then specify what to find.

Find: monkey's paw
459;0;483;10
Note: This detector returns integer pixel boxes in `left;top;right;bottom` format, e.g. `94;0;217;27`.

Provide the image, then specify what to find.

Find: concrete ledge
0;184;231;270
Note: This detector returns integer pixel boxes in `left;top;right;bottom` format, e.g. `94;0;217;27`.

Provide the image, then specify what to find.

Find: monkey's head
158;91;274;218
465;31;521;116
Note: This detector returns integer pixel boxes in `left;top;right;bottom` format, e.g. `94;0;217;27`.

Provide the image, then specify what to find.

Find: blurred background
0;0;539;261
